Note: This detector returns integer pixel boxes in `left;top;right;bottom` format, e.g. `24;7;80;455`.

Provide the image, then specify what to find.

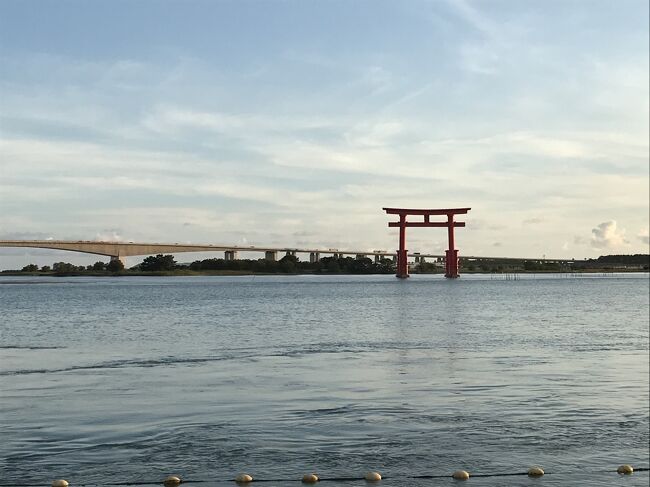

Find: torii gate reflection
383;207;471;279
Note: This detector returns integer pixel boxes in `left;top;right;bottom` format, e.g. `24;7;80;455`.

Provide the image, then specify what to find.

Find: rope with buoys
2;465;647;487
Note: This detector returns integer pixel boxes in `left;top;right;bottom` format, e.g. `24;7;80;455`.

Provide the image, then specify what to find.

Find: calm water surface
1;274;648;486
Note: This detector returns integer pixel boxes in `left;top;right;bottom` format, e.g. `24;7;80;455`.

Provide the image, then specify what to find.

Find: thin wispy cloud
638;228;650;246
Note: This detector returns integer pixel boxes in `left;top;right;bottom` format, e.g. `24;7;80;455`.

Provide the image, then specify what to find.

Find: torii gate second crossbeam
383;207;471;279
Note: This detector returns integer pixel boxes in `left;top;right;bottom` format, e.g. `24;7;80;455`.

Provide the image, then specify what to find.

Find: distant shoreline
1;269;648;277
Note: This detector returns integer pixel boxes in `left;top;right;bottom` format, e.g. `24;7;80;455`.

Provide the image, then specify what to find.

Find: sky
0;0;648;269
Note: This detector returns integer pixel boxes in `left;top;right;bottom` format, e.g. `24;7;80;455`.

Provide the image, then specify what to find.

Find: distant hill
575;254;649;270
593;254;649;265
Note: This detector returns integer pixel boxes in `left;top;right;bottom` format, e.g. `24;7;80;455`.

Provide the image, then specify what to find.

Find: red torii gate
383;207;471;279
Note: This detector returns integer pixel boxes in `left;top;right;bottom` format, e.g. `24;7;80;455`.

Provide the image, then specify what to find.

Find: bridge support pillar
374;254;381;263
265;251;277;261
110;255;126;266
309;252;320;263
224;250;238;261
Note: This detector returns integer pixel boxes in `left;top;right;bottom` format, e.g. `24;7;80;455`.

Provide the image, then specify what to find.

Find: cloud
523;217;544;225
574;235;588;245
0;231;52;240
94;230;124;242
446;0;499;38
467;219;507;231
638;228;649;245
590;221;628;249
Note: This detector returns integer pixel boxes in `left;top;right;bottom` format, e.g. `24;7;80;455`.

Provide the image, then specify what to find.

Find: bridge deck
0;240;576;263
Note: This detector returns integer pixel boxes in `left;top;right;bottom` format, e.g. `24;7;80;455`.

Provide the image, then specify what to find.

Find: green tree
106;259;125;272
351;257;374;273
319;257;340;273
377;258;395;274
92;261;107;271
140;254;176;271
21;264;39;272
279;254;298;273
53;262;76;275
40;265;51;272
523;260;540;271
418;261;437;273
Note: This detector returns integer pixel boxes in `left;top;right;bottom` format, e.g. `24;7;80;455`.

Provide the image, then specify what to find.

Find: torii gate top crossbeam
382;207;471;216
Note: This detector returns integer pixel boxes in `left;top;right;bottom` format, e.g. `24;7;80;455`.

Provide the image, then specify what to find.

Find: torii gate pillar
383;207;471;279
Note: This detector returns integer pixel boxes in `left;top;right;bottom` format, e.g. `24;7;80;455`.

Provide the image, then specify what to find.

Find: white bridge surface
0;240;574;263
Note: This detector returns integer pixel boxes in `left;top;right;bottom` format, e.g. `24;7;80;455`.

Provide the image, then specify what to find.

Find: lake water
1;274;648;486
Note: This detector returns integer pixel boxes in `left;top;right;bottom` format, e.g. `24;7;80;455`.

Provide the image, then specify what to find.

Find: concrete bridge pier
309;252;320;263
110;255;126;266
224;250;238;261
265;251;277;261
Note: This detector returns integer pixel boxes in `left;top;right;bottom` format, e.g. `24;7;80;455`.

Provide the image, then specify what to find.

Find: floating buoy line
2;465;646;487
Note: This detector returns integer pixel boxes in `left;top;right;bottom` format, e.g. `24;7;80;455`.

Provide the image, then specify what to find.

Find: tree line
10;253;649;275
19;260;125;274
187;255;397;274
13;254;398;275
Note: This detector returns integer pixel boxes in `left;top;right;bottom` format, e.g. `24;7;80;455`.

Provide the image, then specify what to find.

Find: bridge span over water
0;240;575;266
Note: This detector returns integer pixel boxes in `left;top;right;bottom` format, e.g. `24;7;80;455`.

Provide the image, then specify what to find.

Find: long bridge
0;240;576;266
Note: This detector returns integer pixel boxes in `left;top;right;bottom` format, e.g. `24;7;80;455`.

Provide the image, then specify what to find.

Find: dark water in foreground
0;274;648;486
